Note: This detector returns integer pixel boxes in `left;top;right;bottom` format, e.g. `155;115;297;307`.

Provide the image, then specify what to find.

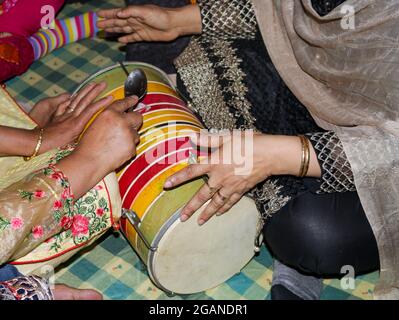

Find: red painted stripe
119;137;191;196
137;104;192;115
142;94;185;107
121;149;192;209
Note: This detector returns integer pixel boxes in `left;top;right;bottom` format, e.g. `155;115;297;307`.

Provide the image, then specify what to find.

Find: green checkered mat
5;0;378;300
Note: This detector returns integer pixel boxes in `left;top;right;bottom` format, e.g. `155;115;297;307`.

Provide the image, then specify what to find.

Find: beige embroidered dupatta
252;0;399;299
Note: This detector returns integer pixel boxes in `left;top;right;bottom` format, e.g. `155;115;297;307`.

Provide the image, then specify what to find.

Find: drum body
75;62;260;294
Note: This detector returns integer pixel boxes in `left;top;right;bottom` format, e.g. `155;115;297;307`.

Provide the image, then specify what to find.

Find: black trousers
263;182;380;277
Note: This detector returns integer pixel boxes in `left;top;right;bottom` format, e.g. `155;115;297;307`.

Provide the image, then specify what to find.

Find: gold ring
208;186;218;196
216;190;228;203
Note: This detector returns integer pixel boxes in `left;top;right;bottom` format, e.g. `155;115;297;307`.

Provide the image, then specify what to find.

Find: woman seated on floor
0;83;142;300
98;0;399;300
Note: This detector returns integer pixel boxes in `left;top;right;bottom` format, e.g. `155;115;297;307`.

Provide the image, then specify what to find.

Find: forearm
266;135;321;178
169;4;202;37
0;126;38;157
56;151;110;199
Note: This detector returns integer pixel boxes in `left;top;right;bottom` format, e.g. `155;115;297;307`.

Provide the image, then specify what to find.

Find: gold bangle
303;136;310;177
24;128;44;161
298;135;310;177
298;136;305;177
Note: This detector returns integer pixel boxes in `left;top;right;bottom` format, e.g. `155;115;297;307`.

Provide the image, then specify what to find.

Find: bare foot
52;284;103;300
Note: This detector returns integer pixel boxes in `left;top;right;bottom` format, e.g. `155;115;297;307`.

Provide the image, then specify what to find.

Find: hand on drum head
164;131;310;226
73;95;143;175
162;131;259;226
54;96;143;199
37;82;116;154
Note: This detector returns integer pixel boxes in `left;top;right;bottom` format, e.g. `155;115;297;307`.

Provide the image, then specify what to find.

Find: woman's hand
29;93;71;127
0;82;111;157
39;82;114;154
164;131;321;226
57;96;143;198
72;96;143;175
97;4;202;44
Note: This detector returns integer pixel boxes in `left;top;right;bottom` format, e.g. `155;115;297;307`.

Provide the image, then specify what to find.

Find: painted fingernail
164;180;173;188
198;219;205;226
180;214;188;222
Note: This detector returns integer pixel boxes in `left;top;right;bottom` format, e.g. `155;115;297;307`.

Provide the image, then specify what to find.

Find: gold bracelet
298;135;310;177
24;128;44;161
298;136;305;177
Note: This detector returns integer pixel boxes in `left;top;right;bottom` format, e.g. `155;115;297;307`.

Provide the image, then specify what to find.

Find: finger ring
217;190;228;203
67;107;75;113
207;185;219;196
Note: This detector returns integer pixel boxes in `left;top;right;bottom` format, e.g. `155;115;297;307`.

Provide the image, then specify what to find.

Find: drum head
148;196;260;294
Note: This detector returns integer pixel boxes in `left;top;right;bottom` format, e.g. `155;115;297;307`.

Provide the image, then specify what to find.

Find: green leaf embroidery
73;235;89;246
0;216;10;231
78;206;88;215
43;167;52;176
84;196;95;205
18;190;34;201
99;198;107;208
53;210;62;223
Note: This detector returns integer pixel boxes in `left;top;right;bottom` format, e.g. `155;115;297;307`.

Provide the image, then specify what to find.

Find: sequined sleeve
306;131;356;193
0;164;74;264
197;0;257;40
0;275;53;300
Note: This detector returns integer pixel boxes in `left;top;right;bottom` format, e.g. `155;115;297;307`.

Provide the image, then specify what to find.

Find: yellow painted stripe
136;127;200;155
124;162;188;243
142;109;194;120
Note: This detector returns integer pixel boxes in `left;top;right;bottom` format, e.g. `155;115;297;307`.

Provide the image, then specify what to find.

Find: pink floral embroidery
61;188;70;200
32;225;44;239
59;216;72;229
53;200;63;210
34;190;46;199
71;215;89;236
94;185;103;191
10;217;23;230
50;172;62;181
96;208;105;217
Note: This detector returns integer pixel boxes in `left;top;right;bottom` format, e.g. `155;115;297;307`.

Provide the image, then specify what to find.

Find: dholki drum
75;62;261;294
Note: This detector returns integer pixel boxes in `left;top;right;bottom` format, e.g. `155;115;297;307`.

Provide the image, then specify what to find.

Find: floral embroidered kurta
0;163;74;263
0;144;116;266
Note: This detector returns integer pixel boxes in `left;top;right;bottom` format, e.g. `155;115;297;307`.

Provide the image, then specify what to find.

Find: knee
263;192;376;276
